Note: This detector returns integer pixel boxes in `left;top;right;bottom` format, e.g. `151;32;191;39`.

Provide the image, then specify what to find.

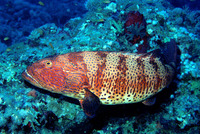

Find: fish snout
22;69;42;88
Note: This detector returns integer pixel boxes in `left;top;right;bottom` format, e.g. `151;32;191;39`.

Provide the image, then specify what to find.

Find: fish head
22;56;66;93
22;54;90;98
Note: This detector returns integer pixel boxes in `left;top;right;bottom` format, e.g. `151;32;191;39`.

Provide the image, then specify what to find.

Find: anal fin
79;88;100;117
142;97;156;106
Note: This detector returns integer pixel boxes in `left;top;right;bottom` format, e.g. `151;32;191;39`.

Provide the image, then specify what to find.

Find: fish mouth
22;69;42;88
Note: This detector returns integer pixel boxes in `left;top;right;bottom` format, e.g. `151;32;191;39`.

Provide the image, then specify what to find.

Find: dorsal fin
139;48;161;59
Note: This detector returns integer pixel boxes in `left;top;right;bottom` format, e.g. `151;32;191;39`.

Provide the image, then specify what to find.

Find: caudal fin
162;39;177;67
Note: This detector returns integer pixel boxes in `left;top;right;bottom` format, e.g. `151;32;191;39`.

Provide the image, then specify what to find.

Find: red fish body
22;40;176;116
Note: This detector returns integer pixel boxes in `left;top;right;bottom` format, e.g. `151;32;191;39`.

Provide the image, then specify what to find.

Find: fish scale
22;40;177;117
81;51;171;104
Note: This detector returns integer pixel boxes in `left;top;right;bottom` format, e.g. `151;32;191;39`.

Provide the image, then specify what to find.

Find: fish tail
161;39;177;68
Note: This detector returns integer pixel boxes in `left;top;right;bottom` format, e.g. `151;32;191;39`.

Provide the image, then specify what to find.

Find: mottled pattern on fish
22;51;175;105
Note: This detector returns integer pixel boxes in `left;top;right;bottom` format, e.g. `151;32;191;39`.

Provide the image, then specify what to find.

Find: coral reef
124;11;149;52
0;0;200;133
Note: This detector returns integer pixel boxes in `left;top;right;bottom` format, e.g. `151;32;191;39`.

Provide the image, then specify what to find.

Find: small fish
22;40;177;117
4;37;9;41
38;1;45;6
103;0;111;4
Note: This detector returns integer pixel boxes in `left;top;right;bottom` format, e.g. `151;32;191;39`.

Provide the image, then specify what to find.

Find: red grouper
22;40;177;117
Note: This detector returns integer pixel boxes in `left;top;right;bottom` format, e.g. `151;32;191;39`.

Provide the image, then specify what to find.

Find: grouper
22;40;177;117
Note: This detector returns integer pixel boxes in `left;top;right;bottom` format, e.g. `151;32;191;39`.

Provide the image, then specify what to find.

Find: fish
22;40;177;117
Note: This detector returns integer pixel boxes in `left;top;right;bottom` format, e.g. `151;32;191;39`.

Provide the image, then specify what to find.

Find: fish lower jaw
22;69;42;88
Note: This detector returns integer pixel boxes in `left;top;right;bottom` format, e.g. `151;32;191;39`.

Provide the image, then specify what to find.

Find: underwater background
0;0;200;133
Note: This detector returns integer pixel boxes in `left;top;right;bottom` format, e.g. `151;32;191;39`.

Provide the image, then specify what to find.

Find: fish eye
45;60;53;67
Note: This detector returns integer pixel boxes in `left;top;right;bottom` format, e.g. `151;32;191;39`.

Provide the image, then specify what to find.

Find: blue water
0;0;200;133
168;0;200;10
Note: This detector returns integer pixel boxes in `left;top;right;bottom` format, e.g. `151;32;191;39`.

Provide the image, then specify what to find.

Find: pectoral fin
142;97;156;106
79;88;100;117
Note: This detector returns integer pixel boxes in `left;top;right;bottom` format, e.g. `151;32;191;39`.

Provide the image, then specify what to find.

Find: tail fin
161;39;177;67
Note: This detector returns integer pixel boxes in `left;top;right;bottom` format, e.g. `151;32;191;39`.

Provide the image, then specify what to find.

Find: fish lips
22;69;42;88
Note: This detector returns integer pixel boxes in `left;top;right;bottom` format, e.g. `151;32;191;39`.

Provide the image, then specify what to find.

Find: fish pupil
45;61;52;67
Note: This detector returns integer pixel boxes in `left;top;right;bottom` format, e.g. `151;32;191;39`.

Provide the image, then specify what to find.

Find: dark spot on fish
96;51;108;59
117;55;128;76
149;55;159;72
